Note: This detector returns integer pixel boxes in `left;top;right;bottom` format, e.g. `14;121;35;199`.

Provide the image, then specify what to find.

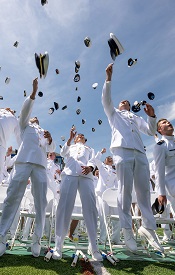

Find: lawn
0;254;175;275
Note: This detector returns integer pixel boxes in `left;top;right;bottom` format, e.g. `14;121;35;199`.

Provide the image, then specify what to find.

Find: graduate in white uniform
0;77;56;257
0;108;20;183
102;63;163;253
94;148;122;245
44;152;61;238
47;152;61;199
53;128;103;261
153;118;175;240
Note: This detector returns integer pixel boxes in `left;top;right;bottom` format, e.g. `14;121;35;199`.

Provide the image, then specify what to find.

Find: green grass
0;254;175;275
1;228;175;274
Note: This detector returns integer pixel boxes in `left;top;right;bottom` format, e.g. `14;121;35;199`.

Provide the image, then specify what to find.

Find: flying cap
152;198;164;215
92;128;95;132
55;69;59;74
82;119;86;124
98;119;102;125
148;92;155;100
108;33;124;61
41;0;47;5
35;52;49;78
77;96;81;102
38;91;43;97
74;74;80;82
24;90;26;97
54;102;59;110
75;60;80;68
84;37;91;47
0;96;3;100
76;109;81;115
61;136;65;141
48;108;54;115
13;41;19;47
128;58;137;67
75;61;80;73
131;105;140;113
62;105;67;110
92;83;98;89
5;77;10;84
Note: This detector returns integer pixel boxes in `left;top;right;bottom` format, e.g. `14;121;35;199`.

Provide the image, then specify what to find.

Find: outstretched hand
67;127;77;146
144;103;155;117
106;63;113;82
30;77;38;100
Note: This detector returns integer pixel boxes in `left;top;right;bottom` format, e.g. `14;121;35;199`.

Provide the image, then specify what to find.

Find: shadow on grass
0;254;83;275
103;259;175;275
1;253;175;275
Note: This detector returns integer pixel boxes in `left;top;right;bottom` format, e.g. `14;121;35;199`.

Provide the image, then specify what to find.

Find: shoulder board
157;140;165;145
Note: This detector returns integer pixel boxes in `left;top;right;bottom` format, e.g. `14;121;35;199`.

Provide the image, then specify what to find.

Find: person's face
74;133;86;144
158;120;174;136
104;156;113;166
118;100;130;111
30;117;39;125
48;152;56;160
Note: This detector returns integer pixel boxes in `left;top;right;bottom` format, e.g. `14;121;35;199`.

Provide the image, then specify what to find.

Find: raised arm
19;78;38;129
102;63;115;118
60;127;77;157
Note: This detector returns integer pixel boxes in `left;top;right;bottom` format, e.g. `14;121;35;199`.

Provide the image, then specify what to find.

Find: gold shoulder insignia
157;140;165;145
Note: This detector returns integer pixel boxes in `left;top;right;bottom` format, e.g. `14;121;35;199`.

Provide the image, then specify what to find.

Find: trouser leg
0;163;30;236
116;161;134;229
97;196;107;242
79;177;98;252
10;206;20;237
31;165;48;238
0;146;6;184
134;151;156;230
55;175;78;250
110;206;121;242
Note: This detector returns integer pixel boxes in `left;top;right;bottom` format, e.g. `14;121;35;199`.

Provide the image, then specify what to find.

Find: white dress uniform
0;96;56;239
102;81;157;230
153;136;175;238
47;159;60;199
94;151;121;243
153;135;175;197
0;109;20;183
55;141;98;252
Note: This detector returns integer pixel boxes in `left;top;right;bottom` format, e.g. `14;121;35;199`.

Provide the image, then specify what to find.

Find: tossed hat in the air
108;33;124;61
35;52;49;78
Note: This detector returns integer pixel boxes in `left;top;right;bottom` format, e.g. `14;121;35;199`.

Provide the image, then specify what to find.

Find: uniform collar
162;135;174;141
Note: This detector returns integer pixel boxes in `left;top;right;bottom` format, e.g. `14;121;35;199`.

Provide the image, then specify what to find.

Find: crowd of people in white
0;63;175;262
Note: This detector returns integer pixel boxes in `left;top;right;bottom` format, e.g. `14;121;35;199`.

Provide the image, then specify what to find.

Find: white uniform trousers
0;146;6;184
0;163;48;238
113;148;156;230
55;175;98;252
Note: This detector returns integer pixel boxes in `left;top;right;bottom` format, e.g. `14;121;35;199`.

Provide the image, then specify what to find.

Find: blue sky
0;0;175;162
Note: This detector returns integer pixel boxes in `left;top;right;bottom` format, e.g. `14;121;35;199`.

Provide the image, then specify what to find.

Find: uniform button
132;130;134;132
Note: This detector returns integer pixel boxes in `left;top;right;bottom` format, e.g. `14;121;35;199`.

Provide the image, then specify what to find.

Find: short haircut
157;118;167;134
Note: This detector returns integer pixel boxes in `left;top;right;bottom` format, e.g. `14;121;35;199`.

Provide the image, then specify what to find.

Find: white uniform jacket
102;81;156;153
47;159;60;179
0;109;20;149
153;135;175;196
94;151;118;196
15;96;56;168
60;142;96;179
